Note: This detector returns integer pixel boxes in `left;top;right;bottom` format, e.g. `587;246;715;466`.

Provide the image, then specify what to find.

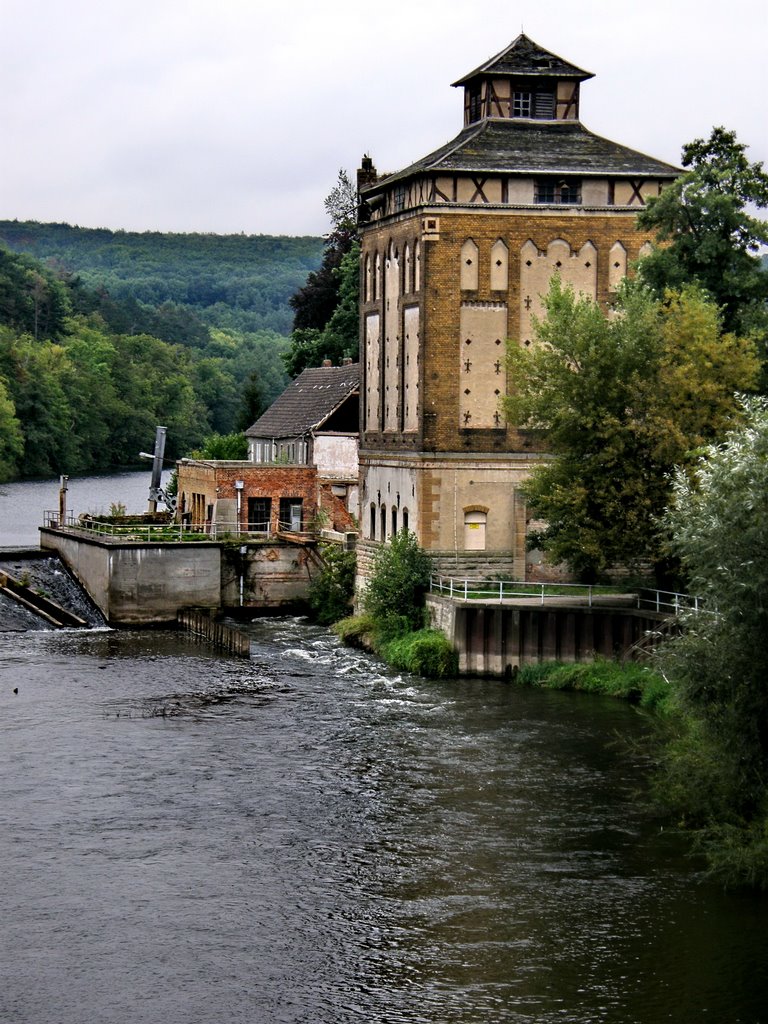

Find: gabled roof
245;364;360;440
363;119;679;193
452;33;593;86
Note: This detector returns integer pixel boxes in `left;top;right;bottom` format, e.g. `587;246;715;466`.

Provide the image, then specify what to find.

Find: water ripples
1;619;767;1023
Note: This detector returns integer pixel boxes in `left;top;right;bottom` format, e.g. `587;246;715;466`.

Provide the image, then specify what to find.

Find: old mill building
355;33;678;580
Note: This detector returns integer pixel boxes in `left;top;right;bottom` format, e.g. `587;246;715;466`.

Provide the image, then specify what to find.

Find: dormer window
535;178;581;204
513;87;555;119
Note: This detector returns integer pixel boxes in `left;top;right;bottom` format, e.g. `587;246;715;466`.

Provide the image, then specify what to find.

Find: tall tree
637;127;768;337
658;396;768;888
285;171;359;375
505;279;759;581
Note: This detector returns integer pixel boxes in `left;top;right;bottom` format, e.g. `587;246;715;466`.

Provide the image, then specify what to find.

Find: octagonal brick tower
356;33;678;581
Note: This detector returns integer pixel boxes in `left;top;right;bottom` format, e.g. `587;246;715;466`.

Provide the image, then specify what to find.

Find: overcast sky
3;0;766;237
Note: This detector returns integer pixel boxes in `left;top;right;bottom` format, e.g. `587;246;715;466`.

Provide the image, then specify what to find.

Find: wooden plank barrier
177;608;251;658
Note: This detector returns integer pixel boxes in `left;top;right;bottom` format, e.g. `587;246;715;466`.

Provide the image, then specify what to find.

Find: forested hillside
0;221;324;335
0;222;325;480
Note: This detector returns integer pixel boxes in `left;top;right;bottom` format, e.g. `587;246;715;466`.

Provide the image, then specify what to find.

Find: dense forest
0;222;326;480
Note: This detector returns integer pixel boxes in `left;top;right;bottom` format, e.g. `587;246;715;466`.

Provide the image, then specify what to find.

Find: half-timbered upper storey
453;32;593;126
358;34;679;222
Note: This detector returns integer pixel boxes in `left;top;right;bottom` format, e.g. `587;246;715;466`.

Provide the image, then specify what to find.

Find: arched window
370;502;376;539
402;508;409;533
380;504;387;542
391;506;398;536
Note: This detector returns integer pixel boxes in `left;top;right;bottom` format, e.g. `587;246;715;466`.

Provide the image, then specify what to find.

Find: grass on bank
516;660;672;711
333;613;459;679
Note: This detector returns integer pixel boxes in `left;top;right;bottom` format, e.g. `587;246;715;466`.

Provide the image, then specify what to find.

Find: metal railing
429;575;701;615
42;511;315;544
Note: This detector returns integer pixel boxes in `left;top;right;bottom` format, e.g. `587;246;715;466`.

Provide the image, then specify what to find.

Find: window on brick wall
248;497;271;533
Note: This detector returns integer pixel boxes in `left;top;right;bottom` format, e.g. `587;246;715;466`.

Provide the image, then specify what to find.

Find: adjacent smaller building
176;362;360;538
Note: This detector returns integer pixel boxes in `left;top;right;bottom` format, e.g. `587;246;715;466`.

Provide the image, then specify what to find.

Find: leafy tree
308;543;357;624
637;127;768;337
506;278;759;581
283;241;360;377
0;247;71;340
0;375;23;481
657;397;768;887
189;432;248;460
284;171;359;375
364;531;431;637
323;169;358;231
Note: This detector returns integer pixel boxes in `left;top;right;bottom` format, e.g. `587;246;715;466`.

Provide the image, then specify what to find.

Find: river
0;475;766;1023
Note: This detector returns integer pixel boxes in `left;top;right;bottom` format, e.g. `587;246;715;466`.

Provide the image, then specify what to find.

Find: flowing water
0;476;766;1023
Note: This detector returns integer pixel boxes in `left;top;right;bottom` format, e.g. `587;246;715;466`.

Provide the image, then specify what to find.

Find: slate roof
452;33;593;86
365;119;679;193
245;364;360;439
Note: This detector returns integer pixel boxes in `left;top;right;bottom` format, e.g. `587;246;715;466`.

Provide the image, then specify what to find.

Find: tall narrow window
370;502;376;539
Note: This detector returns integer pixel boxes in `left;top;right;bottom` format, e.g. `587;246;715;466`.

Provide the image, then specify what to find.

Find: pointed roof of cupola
452;32;594;86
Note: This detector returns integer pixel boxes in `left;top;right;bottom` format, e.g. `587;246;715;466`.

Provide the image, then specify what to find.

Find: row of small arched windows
369;502;409;541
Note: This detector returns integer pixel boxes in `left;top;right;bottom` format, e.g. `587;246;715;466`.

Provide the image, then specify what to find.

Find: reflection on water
1;617;766;1024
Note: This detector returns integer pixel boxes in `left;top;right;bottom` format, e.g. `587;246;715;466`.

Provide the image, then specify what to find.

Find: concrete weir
40;527;221;625
428;594;668;676
39;527;317;626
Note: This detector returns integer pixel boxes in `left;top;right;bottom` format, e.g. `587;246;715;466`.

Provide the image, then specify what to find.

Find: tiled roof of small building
366;119;679;191
245;363;360;439
452;33;593;85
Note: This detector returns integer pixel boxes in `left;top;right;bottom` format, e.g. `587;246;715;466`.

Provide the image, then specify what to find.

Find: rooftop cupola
452;33;594;127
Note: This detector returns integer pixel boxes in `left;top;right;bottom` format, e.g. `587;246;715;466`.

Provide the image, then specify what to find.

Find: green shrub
363;531;430;635
332;613;376;646
308;544;356;625
380;628;459;679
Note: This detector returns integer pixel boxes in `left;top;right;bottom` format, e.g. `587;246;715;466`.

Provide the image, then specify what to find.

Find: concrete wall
427;594;666;675
41;528;321;623
40;529;221;625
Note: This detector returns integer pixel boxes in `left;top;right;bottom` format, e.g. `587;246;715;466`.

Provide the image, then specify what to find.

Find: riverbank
515;659;671;711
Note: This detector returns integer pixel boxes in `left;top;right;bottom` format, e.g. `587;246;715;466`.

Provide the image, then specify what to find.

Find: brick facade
356;35;677;579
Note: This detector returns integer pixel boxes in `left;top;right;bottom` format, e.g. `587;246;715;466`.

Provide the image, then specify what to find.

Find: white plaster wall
360;462;419;543
314;434;358;479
